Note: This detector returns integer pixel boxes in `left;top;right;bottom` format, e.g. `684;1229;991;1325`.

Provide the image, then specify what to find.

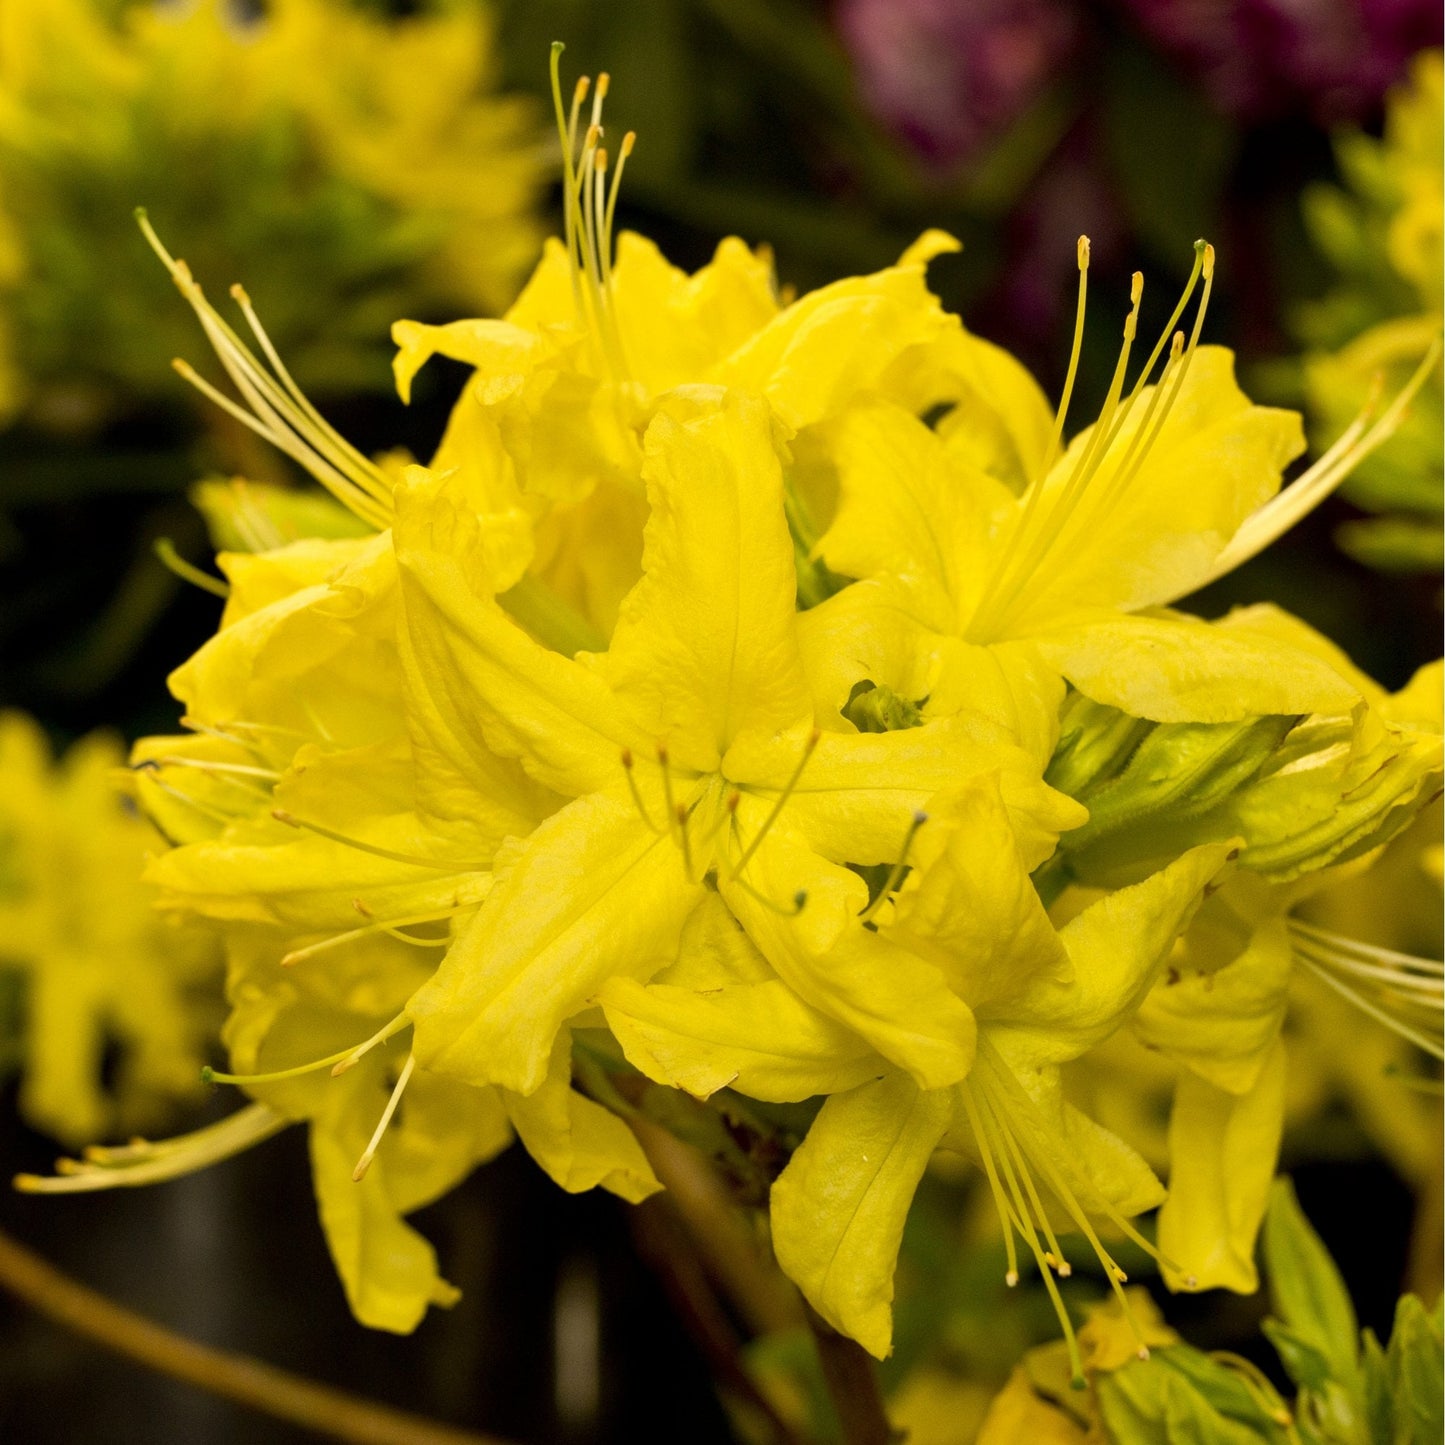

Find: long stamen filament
270;808;483;873
857;811;928;922
14;1105;288;1194
279;906;470;968
620;748;664;833
352;1053;416;1182
331;1014;413;1077
1202;335;1442;587
154;538;230;598
1296;954;1445;1059
973;1088;1087;1381
1040;236;1091;475
139;214;391;528
958;1084;1022;1286
730;729;821;877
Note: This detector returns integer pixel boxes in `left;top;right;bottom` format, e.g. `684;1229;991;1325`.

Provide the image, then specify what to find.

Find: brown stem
626;1112;803;1338
631;1198;808;1445
1406;1138;1444;1301
0;1226;516;1445
804;1305;894;1445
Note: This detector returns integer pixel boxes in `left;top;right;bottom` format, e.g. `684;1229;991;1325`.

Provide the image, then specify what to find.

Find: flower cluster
0;0;542;429
0;713;218;1146
24;52;1441;1373
1297;49;1443;569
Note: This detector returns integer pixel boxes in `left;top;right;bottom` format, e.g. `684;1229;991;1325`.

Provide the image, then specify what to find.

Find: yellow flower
397;387;1079;1101
801;241;1430;746
1131;644;1442;1296
765;769;1231;1360
0;712;218;1146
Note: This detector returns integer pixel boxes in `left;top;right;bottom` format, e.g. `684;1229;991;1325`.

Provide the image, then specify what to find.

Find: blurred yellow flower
0;711;218;1146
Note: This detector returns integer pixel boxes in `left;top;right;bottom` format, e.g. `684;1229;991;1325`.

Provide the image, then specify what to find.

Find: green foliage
1261;1179;1444;1445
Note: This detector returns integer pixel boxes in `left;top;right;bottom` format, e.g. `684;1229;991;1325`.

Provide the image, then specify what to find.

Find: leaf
1261;1320;1336;1396
1261;1178;1360;1387
1386;1295;1445;1445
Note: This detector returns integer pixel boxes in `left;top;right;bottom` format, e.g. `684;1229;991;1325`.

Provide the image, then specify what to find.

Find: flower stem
804;1304;895;1445
0;1226;514;1445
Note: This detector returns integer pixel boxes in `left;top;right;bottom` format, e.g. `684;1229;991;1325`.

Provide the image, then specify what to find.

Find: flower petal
602;389;812;764
408;793;700;1095
770;1071;953;1357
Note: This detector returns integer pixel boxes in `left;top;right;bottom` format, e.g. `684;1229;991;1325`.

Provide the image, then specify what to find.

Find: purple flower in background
838;0;1081;169
1121;0;1443;122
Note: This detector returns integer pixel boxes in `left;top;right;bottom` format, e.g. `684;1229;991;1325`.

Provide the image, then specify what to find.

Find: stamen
154;538;229;598
1296;952;1444;1060
352;1053;416;1181
657;743;680;839
730;729;821;877
604;133;636;266
135;771;237;825
1040;236;1091;474
1203;336;1442;586
674;802;694;877
147;756;280;783
727;866;808;917
229;283;388;492
279;905;469;967
331;1014;413;1077
620;748;664;833
13;1105;288;1193
958;1085;1022;1288
137;211;391;528
857;811;928;922
270;808;483;872
546;44;631;382
969;1085;1087;1382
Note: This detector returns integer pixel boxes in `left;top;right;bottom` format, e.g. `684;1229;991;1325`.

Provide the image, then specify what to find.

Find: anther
1077;235;1090;269
1005;1270;1019;1287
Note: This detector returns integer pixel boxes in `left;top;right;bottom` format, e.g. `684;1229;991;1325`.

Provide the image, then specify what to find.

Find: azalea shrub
6;40;1442;1444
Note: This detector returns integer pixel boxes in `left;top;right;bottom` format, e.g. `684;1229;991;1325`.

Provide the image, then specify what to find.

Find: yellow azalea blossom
1130;640;1442;1296
386;51;1024;639
0;712;218;1146
800;242;1432;745
761;768;1233;1361
396;387;1080;1102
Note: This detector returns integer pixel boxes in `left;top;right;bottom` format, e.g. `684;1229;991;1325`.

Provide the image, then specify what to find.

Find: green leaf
1262;1320;1336;1395
1262;1179;1360;1385
1386;1295;1445;1444
1360;1330;1393;1444
1094;1347;1284;1443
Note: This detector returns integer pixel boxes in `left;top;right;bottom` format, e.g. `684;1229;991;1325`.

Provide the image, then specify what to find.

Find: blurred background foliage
0;1;1439;1441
